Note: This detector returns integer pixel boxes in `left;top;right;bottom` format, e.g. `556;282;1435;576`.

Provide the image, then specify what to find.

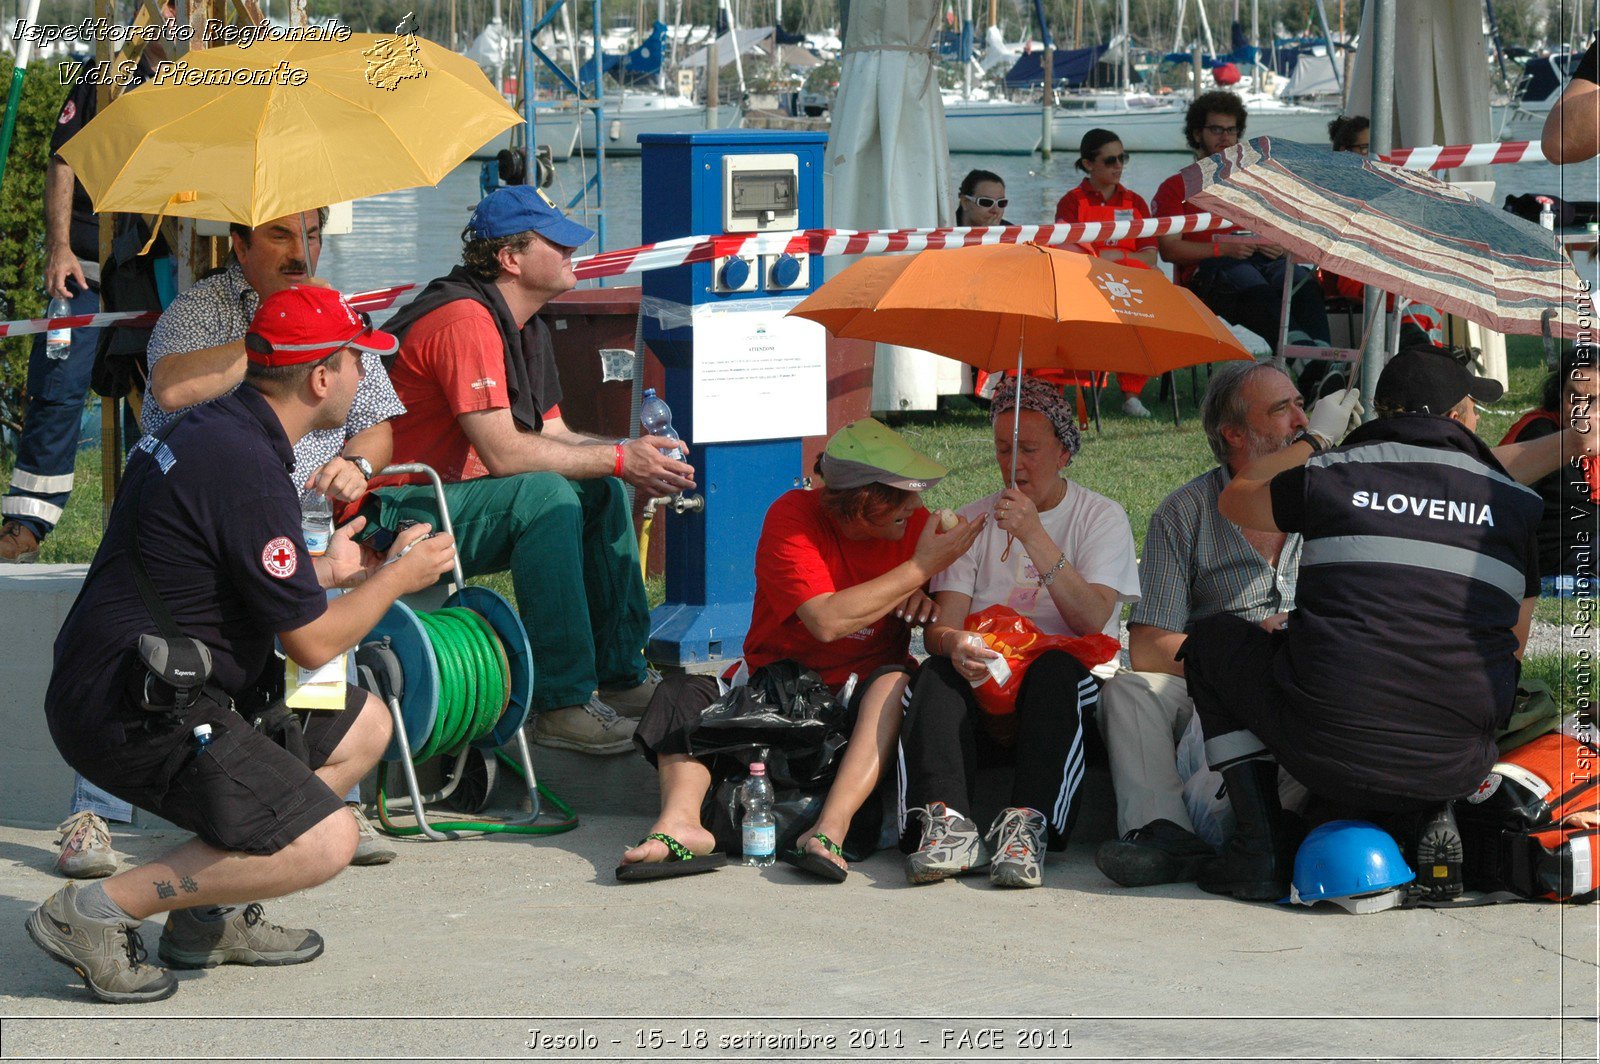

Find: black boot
1198;759;1290;901
1411;801;1464;901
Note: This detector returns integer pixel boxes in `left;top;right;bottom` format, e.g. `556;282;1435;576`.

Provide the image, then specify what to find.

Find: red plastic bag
963;604;1122;743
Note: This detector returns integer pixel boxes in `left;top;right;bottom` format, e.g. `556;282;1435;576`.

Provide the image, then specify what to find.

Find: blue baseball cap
467;185;595;248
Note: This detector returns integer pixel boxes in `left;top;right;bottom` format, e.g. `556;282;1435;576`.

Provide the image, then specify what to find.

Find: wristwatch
345;454;374;479
1289;428;1327;455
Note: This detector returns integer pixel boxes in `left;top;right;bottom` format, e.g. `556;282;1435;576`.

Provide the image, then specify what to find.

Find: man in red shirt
1151;91;1330;360
367;186;695;754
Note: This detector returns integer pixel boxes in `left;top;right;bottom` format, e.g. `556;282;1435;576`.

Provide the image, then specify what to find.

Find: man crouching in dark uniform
27;287;456;1003
1182;347;1550;903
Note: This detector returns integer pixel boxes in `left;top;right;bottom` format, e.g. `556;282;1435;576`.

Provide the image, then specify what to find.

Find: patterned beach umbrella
1181;137;1585;340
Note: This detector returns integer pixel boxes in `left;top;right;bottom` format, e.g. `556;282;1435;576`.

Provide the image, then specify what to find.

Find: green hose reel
358;585;577;839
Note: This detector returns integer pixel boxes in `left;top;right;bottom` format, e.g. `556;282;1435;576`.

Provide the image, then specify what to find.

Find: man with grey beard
1094;356;1592;889
1093;362;1332;887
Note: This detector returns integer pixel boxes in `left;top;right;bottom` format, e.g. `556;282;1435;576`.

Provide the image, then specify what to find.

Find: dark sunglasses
963;194;1008;209
1094;152;1131;165
1203;124;1240;137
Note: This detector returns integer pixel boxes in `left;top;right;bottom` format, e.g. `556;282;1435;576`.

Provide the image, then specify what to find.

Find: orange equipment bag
1458;733;1600;903
963;605;1121;744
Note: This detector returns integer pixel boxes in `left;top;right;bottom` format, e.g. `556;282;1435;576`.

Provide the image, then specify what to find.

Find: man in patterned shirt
1094;362;1307;888
137;208;403;865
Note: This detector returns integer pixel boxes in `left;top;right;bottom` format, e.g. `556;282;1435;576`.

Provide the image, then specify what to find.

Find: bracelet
1211;242;1220;258
613;441;626;477
1038;551;1068;587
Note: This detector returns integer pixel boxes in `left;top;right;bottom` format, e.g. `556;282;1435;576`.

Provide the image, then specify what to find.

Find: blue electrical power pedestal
639;129;828;670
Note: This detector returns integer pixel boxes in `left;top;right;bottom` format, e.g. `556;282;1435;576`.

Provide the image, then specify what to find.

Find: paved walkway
1;746;1596;1061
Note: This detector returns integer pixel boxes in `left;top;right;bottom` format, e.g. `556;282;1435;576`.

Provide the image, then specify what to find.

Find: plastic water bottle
639;388;685;461
300;490;333;557
739;762;776;866
45;297;73;360
1537;196;1556;231
192;724;213;752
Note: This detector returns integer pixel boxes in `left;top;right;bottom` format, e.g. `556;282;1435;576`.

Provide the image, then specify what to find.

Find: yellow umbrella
57;31;520;228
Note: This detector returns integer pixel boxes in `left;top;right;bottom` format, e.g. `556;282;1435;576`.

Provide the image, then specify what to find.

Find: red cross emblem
262;536;298;579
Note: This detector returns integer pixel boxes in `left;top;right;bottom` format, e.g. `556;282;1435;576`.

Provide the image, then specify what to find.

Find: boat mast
1121;0;1130;93
722;0;746;97
964;0;974;99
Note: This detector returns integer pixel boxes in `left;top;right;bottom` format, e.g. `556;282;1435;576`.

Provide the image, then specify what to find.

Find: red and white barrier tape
1384;140;1543;170
0;212;1235;337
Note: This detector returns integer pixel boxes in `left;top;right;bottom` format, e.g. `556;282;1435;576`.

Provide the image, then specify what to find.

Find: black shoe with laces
1095;819;1217;887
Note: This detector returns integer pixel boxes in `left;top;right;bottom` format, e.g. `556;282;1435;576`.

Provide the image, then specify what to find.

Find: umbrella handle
138;192;197;256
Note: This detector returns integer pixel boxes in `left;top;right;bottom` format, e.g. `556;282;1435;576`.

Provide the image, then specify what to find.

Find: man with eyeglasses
1152;91;1332;363
360;186;695;757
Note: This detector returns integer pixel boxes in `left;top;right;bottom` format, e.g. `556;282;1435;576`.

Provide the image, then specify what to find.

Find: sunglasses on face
963;194;1008;209
1094;152;1131;165
1204;124;1240;137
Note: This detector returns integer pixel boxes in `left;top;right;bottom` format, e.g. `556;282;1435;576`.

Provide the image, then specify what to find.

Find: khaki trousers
1096;670;1196;836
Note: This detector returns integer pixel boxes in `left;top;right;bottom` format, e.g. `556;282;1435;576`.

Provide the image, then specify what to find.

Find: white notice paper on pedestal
690;300;827;443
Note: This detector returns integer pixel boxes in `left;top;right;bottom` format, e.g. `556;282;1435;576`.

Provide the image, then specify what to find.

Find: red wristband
613;442;626;478
1212;242;1220;258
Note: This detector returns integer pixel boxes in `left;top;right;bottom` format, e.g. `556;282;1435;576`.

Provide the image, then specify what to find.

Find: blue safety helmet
1280;820;1416;914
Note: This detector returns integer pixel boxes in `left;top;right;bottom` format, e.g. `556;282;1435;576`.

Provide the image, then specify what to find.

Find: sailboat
944;0;1183;155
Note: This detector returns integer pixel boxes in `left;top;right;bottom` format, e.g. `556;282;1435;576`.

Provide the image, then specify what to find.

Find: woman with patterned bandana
901;377;1140;888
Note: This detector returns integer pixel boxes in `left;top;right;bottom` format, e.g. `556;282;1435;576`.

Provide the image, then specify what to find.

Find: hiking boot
158;903;323;969
26;884;177;1004
1121;395;1152;418
532;697;636;755
0;521;40;563
1413;801;1464;901
54;811;118;879
986;807;1047;889
347;803;396;866
598;674;659;719
904;802;991;884
1095;819;1217;888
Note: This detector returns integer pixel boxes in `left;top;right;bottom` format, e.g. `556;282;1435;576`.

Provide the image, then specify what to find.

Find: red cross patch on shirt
262;536;298;579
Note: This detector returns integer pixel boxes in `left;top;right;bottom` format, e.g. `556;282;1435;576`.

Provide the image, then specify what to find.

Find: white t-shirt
932;481;1141;676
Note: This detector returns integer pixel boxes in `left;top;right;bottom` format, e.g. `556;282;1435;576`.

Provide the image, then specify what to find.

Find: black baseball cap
1374;348;1503;415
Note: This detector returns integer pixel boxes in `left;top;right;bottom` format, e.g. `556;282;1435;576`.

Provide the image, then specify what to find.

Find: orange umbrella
789;241;1250;376
789;241;1252;484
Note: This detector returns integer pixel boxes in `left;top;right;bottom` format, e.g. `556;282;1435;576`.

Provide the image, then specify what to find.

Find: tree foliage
0;58;69;444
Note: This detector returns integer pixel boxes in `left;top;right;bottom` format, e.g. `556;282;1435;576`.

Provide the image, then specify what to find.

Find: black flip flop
781;831;848;883
615;832;728;882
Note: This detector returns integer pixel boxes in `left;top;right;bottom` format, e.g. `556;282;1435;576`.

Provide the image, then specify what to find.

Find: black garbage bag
688;660;852;790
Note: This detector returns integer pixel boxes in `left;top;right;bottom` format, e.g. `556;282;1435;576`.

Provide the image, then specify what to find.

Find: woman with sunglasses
955;170;1012;227
1052;129;1157;418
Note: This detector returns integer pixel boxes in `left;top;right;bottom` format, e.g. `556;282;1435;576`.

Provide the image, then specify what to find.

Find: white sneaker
532;697;637;755
1121;395;1152;418
54;811;117;879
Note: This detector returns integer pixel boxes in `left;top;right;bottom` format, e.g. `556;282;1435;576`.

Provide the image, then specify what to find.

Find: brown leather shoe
0;521;40;563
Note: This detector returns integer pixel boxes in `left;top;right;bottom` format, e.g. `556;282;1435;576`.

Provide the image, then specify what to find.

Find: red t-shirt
1054;179;1156;261
1152;171;1215;285
377;300;562;487
745;490;930;687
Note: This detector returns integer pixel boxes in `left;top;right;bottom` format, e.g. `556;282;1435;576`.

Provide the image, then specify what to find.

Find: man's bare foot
620;822;717;867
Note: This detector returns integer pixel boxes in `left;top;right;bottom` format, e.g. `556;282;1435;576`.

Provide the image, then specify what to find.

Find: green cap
820;417;948;491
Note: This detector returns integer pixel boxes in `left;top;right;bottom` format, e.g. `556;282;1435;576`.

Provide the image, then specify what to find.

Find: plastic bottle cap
749;762;765;773
193;724;213;740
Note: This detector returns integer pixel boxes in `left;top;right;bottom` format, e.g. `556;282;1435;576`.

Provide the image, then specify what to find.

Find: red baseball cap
245;285;398;367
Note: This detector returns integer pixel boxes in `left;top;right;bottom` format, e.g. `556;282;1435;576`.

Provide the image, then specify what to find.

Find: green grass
5;336;1592;714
